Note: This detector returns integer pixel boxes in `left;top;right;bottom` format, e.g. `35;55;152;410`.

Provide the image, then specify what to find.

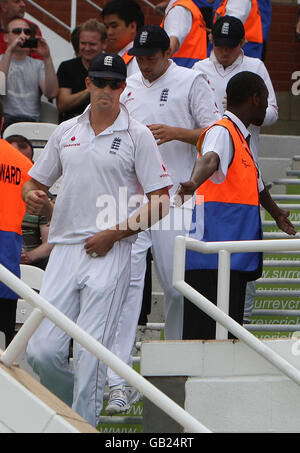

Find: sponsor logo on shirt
160;163;170;178
123;91;135;105
63;136;80;148
110;137;122;154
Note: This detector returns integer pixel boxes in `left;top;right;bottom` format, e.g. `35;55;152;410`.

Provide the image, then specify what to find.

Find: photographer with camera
0;0;43;60
0;16;58;130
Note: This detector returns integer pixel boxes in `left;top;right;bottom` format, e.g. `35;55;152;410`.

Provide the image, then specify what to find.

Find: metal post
216;250;231;340
1;308;44;367
70;0;77;30
173;236;187;287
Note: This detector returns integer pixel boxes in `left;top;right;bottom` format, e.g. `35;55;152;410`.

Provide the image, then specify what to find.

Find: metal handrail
0;264;210;433
173;236;300;386
26;0;157;33
26;0;72;31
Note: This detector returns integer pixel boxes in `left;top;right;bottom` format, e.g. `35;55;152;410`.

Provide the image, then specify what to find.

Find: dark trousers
0;298;17;347
138;249;152;326
183;269;248;340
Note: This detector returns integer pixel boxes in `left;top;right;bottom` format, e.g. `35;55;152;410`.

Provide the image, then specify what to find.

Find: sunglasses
11;27;31;36
90;77;124;90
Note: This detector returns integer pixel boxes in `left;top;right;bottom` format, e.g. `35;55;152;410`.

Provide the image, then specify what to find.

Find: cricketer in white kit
105;25;220;415
22;53;172;427
193;15;278;165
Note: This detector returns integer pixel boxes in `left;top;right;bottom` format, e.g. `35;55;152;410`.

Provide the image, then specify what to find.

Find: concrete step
273;178;300;185
251;309;300;316
263;232;300;238
256;278;300;285
263;220;300;228
256;289;300;296
245;324;300;332
262;260;300;266
286;170;300;177
99;416;143;424
275;203;300;209
271;194;300;201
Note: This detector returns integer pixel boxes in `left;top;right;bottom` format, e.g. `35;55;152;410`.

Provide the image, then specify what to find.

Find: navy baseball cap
88;53;127;80
128;25;170;56
212;15;245;48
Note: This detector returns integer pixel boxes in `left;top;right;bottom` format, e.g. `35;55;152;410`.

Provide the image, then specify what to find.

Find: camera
20;38;38;48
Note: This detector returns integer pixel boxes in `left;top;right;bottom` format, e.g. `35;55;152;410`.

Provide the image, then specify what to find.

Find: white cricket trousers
107;204;193;387
26;241;131;427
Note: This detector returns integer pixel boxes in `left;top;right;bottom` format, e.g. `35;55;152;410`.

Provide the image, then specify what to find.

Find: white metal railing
173;236;300;386
26;0;156;33
0;264;210;434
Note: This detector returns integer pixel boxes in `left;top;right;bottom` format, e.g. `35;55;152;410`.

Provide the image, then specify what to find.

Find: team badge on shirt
110;137;122;154
160;88;169;105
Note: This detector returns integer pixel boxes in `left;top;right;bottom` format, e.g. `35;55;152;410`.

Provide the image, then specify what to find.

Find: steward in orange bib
161;0;207;67
0;100;32;346
175;71;296;340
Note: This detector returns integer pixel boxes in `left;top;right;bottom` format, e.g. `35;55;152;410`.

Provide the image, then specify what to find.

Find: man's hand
84;229;120;258
147;124;177;145
274;209;297;236
36;37;51;59
174;180;197;207
25;190;49;215
20;248;30;264
7;35;25;53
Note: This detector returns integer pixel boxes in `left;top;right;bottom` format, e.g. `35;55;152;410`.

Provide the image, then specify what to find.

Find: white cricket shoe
105;384;140;415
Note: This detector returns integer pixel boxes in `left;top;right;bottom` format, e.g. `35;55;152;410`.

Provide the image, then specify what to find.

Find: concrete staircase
250;152;300;338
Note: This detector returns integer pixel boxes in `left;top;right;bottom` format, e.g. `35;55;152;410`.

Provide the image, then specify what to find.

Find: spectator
160;0;208;67
0;99;33;347
0;16;58;131
56;19;107;123
5;134;53;270
102;0;144;76
105;25;220;415
175;71;296;340
70;25;81;57
23;53;172;427
0;0;43;59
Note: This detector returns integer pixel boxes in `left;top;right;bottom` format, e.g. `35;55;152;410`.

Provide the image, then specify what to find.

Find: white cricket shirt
164;0;193;47
29;105;172;245
222;0;252;24
193;50;278;164
121;60;220;195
